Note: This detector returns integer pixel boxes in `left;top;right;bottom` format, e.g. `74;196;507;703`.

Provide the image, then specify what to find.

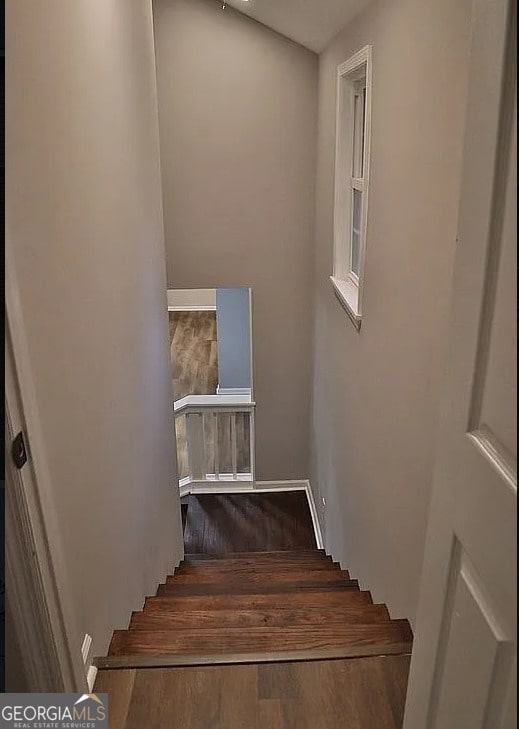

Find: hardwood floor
169;311;218;400
95;655;411;729
169;311;250;478
183;492;317;554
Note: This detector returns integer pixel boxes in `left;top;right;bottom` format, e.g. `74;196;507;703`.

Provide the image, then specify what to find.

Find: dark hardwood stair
108;622;412;657
143;589;375;611
177;557;341;573
184;549;329;560
97;549;412;669
156;578;360;596
129;603;390;630
166;569;350;585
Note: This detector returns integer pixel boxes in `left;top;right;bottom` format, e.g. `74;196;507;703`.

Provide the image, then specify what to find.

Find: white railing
173;394;255;488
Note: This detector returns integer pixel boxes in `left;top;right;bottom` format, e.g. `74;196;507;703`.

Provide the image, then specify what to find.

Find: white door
403;0;517;727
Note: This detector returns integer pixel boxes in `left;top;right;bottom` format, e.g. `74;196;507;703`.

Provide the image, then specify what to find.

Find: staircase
100;549;412;666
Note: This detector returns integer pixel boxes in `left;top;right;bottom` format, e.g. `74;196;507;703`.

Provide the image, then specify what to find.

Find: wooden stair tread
168;569;349;585
144;590;374;611
96;644;412;670
156;579;360;596
178;558;339;573
108;621;412;657
130;604;390;630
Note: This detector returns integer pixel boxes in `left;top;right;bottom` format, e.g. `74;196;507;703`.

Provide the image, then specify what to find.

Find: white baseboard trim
216;386;252;397
167;288;216;312
81;633;93;667
81;633;98;691
86;665;98;692
179;479;324;549
303;480;324;550
168;305;216;312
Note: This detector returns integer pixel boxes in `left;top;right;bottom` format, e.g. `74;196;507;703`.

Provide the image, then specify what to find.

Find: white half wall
167;288;216;311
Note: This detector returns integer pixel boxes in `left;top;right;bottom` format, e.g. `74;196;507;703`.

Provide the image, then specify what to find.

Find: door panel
477;117;517;463
430;541;515;729
403;0;516;726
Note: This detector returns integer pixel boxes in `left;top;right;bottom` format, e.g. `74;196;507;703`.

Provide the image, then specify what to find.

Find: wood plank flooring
183;492;317;554
169;311;250;478
95;654;411;729
169;311;218;400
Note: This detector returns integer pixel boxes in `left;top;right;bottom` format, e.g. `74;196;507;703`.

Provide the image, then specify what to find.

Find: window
331;46;372;329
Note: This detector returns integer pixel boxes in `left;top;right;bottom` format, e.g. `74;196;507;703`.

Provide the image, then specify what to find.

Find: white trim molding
80;634;98;691
167;288;216;312
86;666;98;692
216;386;252;398
173;393;255;415
169;305;217;312
180;480;324;549
330;275;362;330
332;44;373;328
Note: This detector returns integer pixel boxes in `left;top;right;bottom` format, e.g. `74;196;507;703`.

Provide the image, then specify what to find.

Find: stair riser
168;571;350;585
178;561;340;573
156;580;360;597
184;550;327;560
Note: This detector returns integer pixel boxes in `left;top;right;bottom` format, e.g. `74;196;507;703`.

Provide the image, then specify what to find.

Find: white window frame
331;45;372;329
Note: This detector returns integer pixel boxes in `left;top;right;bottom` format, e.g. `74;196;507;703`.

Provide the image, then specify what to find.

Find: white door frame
5;231;87;692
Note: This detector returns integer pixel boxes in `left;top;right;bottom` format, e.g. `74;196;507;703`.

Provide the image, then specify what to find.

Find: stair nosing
95;642;412;670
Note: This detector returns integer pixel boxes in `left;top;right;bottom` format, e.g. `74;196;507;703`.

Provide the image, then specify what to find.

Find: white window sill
330;276;362;330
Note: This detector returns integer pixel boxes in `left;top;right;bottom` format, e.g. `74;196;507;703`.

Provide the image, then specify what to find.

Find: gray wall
216;288;252;392
6;0;183;660
310;0;472;624
153;0;318;479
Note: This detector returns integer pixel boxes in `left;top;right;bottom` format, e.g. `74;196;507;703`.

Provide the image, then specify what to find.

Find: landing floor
183;492;317;554
95;654;410;729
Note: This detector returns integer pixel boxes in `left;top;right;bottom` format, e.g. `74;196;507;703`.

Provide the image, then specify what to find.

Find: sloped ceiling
224;0;370;53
